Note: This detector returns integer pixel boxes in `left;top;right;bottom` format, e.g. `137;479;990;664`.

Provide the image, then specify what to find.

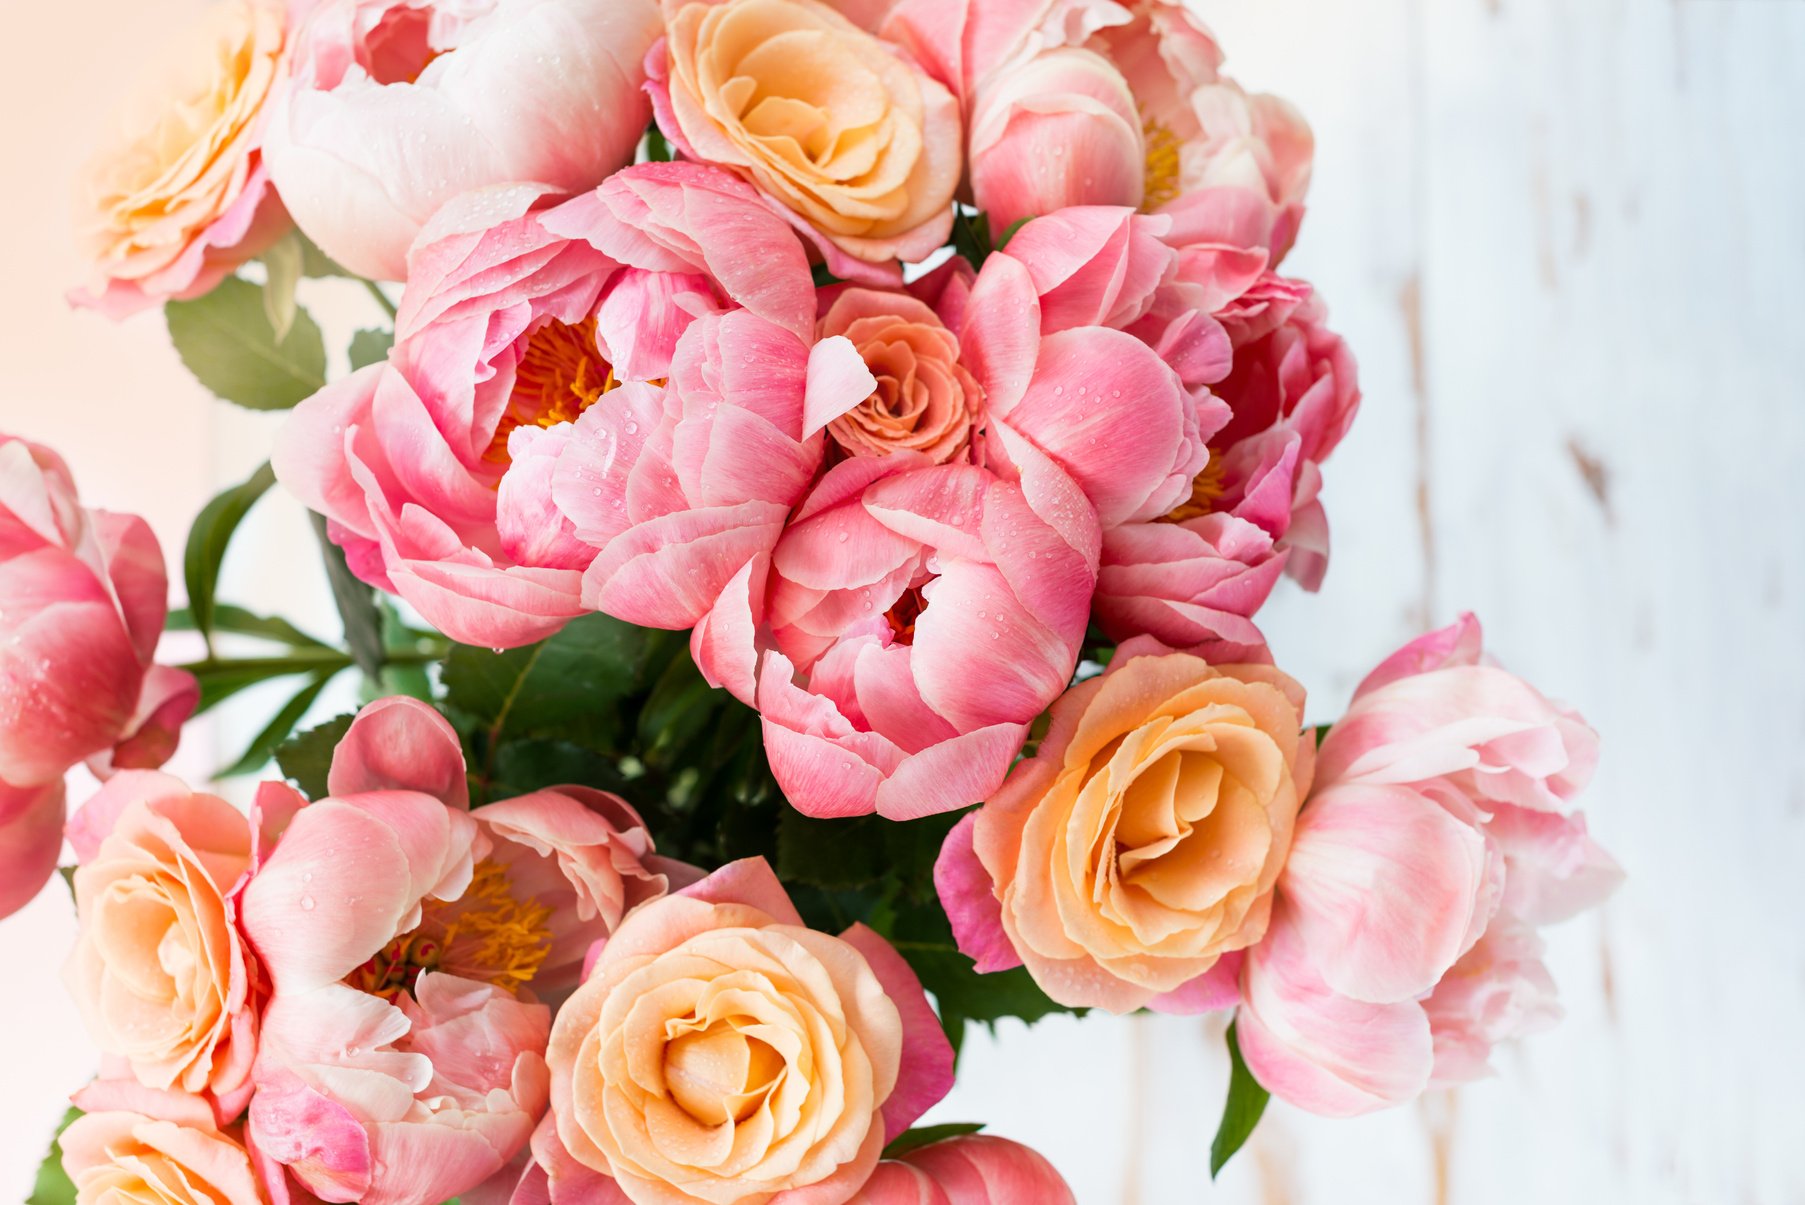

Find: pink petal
840;924;956;1139
934;813;1022;974
328;697;470;809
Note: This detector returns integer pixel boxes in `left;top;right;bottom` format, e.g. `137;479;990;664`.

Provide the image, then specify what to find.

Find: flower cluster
21;0;1622;1197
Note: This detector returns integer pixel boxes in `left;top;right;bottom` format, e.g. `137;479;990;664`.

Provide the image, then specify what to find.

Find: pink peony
239;697;683;1204
265;0;662;280
692;451;1100;820
852;1134;1076;1204
277;165;867;648
0;435;197;920
1234;615;1622;1116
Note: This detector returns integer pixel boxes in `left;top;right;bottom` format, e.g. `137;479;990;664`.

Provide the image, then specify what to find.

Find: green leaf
1209;1020;1270;1178
262;233;304;340
349;327;394;371
1311;723;1333;747
993;215;1034;253
446;614;661;749
221;671;338;777
182;463;276;652
881;1123;985;1160
810;263;843;289
276;714;356;799
166;276;327;410
298;232;348;278
777;812;889;890
644;124;674;162
168;603;333;651
181;651;353;714
950;207;994;269
311;513;387;681
26;1107;80;1205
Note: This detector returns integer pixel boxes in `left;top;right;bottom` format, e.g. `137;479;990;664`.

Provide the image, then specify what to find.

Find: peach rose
652;0;962;267
59;1082;274;1205
939;637;1312;1013
818;288;980;463
72;0;291;318
63;773;276;1122
546;859;954;1205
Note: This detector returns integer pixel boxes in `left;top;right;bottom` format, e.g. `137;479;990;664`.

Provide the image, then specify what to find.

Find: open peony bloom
544;857;955;1205
1234;615;1622;1117
939;638;1311;1013
277;165;869;648
63;773;282;1123
852;1134;1076;1205
61;1081;281;1205
265;0;662;280
239;697;683;1205
650;0;963;270
71;0;292;319
692;451;1100;820
0;435;197;921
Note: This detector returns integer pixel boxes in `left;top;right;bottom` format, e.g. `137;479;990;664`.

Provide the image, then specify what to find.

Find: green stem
310;513;389;681
177;649;441;677
362;278;399;320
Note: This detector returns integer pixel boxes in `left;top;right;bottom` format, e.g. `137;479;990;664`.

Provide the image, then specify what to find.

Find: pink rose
61;1082;281;1205
651;0;963;269
239;697;681;1204
853;1135;1076;1204
64;773;277;1122
693;451;1100;820
1234;615;1622;1116
266;0;662;280
71;0;292;318
544;858;955;1205
0;435;197;920
818;288;983;465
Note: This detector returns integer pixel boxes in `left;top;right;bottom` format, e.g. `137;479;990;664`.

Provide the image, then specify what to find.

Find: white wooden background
2;1;1801;1201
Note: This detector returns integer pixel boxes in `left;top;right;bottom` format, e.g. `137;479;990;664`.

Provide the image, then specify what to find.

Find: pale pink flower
276;165;854;648
852;1135;1076;1205
543;858;954;1205
265;0;662;280
1234;616;1622;1116
0;435;196;920
239;697;682;1204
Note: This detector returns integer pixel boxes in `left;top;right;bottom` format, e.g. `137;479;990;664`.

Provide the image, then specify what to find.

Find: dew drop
300;896;316;911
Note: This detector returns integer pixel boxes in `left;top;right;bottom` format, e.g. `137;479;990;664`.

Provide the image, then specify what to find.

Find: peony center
349;859;553;999
487;317;618;463
885;582;931;645
1161;452;1227;522
1141;118;1183;212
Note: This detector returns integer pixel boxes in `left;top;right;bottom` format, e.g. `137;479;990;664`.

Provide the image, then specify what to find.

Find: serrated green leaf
167;276;327;409
276;714;356;799
182;463;276;651
1210;1020;1270;1178
349;327;394;371
221;671;338;777
881;1123;985;1160
262;233;304;340
26;1107;80;1205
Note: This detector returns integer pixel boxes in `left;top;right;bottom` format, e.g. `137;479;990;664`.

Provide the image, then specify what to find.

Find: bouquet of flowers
9;0;1622;1201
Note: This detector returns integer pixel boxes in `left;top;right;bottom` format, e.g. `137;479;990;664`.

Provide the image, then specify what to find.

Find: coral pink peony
693;451;1100;820
852;1134;1076;1204
544;857;955;1205
0;435;196;920
264;0;662;280
1234;615;1621;1116
651;0;963;269
63;773;280;1122
239;697;682;1204
61;1081;281;1205
277;166;866;648
818;288;982;464
71;0;292;318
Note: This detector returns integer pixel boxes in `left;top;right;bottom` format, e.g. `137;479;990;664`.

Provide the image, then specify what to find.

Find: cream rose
73;0;290;318
64;773;261;1118
819;288;980;463
547;859;953;1205
60;1082;271;1205
656;0;962;265
942;639;1312;1013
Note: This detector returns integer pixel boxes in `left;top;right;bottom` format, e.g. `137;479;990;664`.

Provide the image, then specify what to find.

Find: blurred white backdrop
3;1;1802;1202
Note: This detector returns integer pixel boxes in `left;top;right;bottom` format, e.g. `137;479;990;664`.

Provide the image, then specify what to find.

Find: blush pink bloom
852;1135;1076;1205
692;451;1100;820
239;697;682;1205
71;0;292;319
0;435;197;920
276;165;860;648
264;0;662;280
1234;615;1622;1117
60;1081;283;1205
543;858;955;1205
63;773;280;1122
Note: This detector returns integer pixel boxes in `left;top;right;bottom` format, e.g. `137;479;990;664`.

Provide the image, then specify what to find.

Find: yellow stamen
1162;453;1227;523
1142;119;1183;213
486;317;619;464
350;859;553;999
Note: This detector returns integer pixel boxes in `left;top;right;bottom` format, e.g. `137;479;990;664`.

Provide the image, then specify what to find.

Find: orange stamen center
487;317;618;464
